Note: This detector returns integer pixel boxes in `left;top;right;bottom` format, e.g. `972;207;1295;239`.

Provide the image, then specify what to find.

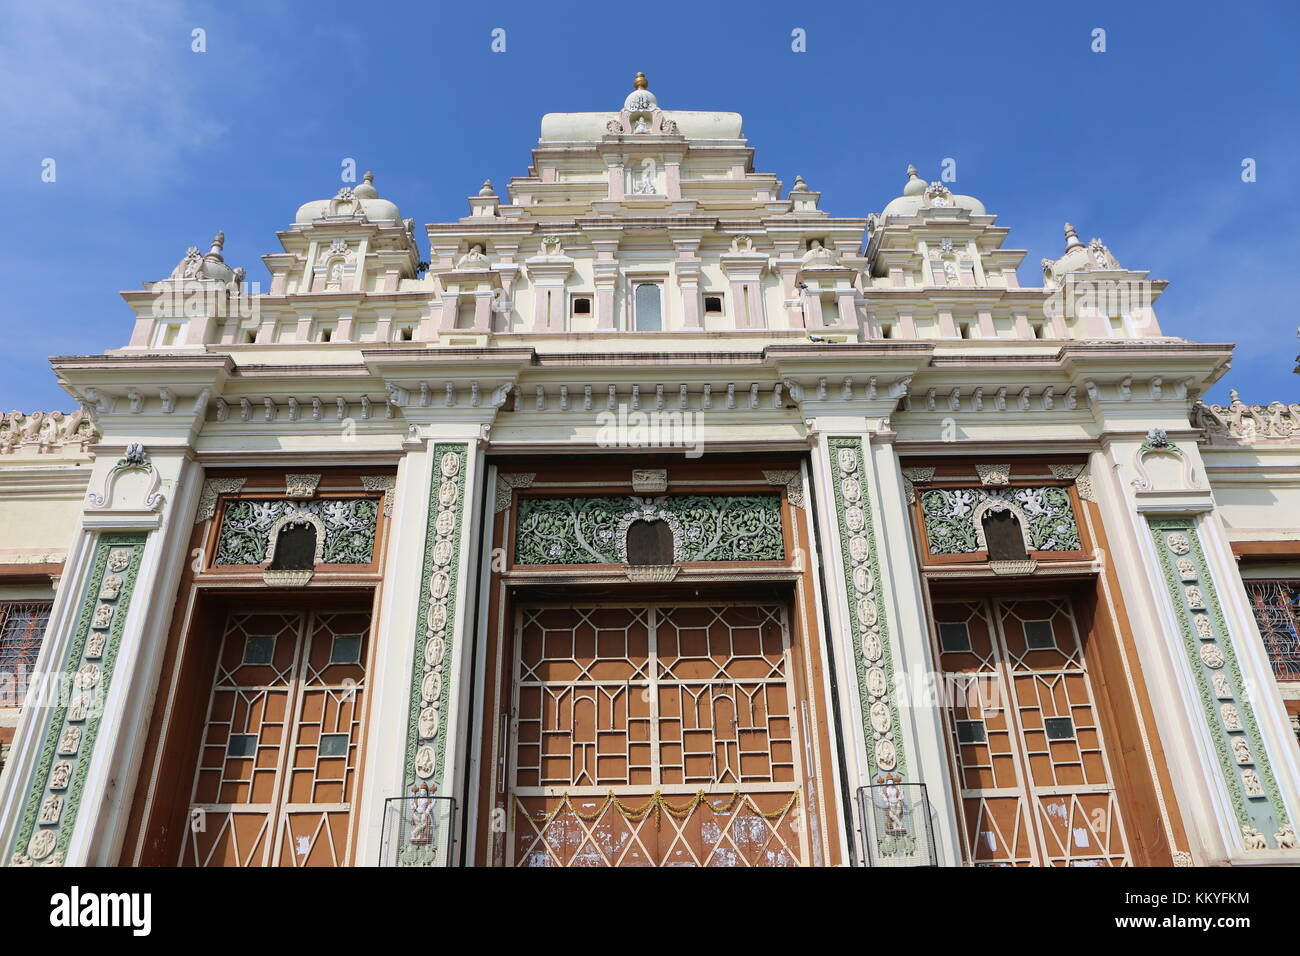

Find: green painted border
1148;517;1290;842
9;533;145;865
828;437;907;780
403;443;468;795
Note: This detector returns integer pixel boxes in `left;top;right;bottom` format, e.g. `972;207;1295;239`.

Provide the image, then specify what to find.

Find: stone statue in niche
878;773;908;836
456;245;488;269
800;239;837;267
408;781;437;844
631;159;657;195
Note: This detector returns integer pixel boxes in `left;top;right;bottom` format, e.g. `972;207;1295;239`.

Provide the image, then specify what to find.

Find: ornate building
1;74;1298;867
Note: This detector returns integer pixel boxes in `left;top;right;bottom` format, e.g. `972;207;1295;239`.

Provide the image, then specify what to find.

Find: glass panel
227;734;258;757
319;734;349;757
1023;620;1056;650
956;720;987;744
331;634;362;664
243;636;276;665
938;621;970;652
634;283;662;331
1044;717;1075;741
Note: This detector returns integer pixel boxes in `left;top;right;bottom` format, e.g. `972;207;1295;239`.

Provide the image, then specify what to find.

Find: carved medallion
1166;532;1191;555
1199;643;1225;669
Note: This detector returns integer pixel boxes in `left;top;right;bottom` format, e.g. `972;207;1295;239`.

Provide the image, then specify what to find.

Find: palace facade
1;74;1299;867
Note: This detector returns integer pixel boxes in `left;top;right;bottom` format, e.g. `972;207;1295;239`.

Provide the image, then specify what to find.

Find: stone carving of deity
800;239;837;267
86;632;107;660
39;794;62;825
631;159;657;195
1194;613;1213;638
456;245;488;270
49;762;71;790
1241;768;1264;798
879;773;907;836
99;575;122;600
1186;586;1206;610
1212;672;1231;697
107;548;132;573
92;604;113;629
415;745;435;779
58;726;81;755
408;782;437;844
1232;737;1253;764
1221;703;1243;731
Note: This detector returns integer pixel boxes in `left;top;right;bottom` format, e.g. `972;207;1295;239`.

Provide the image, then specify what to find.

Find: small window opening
625;519;674;565
704;295;723;314
982;509;1029;562
958;322;973;339
319;327;333;343
399;326;414;342
938;621;971;653
572;296;592;315
1024;620;1056;650
1031;322;1045;339
243;329;258;344
269;522;317;571
880;323;894;339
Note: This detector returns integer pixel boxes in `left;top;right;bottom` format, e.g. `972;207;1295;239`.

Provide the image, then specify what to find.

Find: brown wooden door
180;609;370;866
508;603;807;866
933;596;1131;866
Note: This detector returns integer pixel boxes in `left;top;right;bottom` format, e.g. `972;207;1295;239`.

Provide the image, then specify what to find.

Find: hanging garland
515;788;800;828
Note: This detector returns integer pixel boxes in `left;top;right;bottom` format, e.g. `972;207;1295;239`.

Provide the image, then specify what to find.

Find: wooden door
180;609;370;866
508;603;807;866
933;596;1131;866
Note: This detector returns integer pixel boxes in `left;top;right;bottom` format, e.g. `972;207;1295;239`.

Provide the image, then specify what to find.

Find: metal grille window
0;601;53;708
1245;580;1300;680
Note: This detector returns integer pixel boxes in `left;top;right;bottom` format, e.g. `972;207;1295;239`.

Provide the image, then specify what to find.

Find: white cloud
0;4;227;188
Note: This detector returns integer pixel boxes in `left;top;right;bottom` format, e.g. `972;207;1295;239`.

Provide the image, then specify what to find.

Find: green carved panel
214;497;379;565
514;494;784;565
920;485;1081;555
404;445;468;802
828;437;906;782
1149;517;1292;850
9;533;146;867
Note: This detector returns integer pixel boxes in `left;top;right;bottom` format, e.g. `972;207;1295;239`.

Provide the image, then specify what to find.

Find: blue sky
2;0;1297;409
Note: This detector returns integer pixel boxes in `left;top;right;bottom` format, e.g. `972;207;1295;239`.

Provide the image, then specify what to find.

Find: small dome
1042;222;1124;285
353;171;378;199
294;172;401;224
902;164;925;197
623;71;659;113
881;164;986;219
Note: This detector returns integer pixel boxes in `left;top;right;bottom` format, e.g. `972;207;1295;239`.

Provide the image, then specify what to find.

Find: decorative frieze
493;472;535;514
919;485;1081;555
1195;391;1300;445
195;477;247;523
214;498;379;565
360;475;397;516
9;534;145;867
1149;517;1292;850
513;494;784;565
404;444;469;796
762;469;806;509
827;437;906;780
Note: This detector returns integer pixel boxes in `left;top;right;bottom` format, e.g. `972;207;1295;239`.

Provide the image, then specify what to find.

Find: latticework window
0;601;53;708
1245;580;1300;680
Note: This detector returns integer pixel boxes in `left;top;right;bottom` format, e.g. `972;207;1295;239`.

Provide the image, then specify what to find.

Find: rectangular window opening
938;621;971;653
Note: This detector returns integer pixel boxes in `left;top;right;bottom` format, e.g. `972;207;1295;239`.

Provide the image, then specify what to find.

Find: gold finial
633;71;648;90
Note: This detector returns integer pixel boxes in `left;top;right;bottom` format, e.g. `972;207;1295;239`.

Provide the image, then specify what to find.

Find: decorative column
1094;425;1300;862
805;416;961;866
0;442;204;867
